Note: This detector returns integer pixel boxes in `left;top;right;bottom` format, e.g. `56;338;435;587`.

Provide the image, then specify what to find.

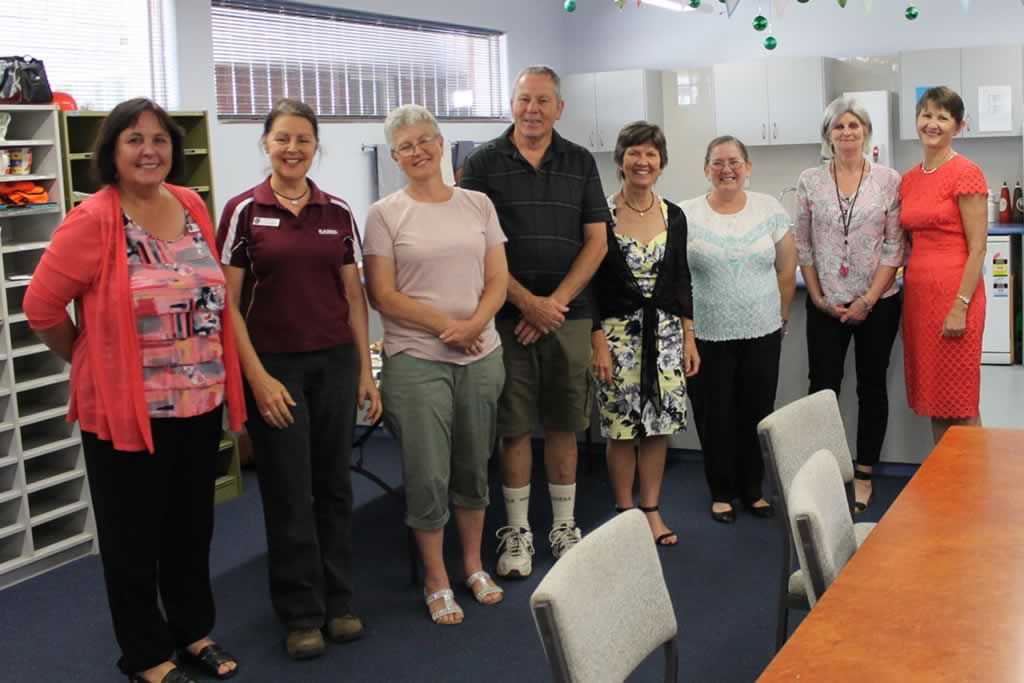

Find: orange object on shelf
50;90;78;111
0;181;49;205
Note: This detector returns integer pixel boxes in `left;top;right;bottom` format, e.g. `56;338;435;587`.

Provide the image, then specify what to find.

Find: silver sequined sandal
465;570;504;604
424;587;464;624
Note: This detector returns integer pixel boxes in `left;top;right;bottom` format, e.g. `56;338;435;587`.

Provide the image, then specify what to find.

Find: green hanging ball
837;0;847;7
797;0;810;3
689;0;701;7
764;35;778;50
905;5;919;19
753;15;768;31
564;0;576;11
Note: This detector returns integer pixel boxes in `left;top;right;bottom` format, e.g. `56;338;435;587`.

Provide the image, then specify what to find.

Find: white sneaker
495;526;534;578
549;523;583;560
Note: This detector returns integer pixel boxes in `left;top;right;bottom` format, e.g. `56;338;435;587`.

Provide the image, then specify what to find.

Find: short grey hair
512;65;561;101
820;95;873;159
383;104;442;147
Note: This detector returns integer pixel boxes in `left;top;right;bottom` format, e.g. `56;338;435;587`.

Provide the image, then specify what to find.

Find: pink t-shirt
363;187;507;365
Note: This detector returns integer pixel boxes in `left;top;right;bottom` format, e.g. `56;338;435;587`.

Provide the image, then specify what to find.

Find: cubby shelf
0;104;97;589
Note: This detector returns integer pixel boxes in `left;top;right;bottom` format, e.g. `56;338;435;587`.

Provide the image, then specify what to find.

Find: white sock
503;485;531;531
549;483;576;528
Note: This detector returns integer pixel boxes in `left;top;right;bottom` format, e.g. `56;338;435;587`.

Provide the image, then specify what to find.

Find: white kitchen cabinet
558;70;663;153
899;46;1023;140
961;45;1024;138
712;57;831;146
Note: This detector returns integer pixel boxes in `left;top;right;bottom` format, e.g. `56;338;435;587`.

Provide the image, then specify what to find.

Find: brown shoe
325;614;364;643
285;628;325;660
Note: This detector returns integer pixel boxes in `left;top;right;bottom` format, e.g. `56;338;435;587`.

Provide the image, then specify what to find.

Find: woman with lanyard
794;95;903;513
217;98;381;660
591;121;699;546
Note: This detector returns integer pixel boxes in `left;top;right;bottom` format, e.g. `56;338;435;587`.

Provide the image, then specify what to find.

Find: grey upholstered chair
757;389;876;650
788;448;859;606
529;509;678;683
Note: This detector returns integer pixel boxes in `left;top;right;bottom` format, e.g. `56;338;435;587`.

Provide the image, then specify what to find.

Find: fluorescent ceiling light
643;0;685;12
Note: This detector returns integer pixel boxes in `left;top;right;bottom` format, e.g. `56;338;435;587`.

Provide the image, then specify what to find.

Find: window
677;71;698;107
4;0;173;110
211;0;508;120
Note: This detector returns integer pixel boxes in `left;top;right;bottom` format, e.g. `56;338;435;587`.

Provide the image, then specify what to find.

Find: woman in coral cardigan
24;99;244;683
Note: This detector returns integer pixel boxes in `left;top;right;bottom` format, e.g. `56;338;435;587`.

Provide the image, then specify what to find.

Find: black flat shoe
744;500;775;519
129;669;197;683
854;469;873;514
710;505;736;524
178;643;239;680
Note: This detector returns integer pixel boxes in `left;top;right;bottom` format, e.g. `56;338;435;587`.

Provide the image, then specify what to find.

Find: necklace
272;183;310;206
921;150;957;175
832;158;866;278
622;191;657;216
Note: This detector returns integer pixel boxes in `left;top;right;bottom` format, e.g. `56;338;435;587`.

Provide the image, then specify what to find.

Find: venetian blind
4;0;172;110
211;0;508;120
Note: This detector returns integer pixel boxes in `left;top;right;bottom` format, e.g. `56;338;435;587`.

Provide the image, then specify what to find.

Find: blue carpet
0;434;911;682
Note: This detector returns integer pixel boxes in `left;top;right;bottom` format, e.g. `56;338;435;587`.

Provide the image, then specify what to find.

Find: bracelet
859;295;873;312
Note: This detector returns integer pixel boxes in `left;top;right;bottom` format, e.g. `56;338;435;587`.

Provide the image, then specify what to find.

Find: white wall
173;0;571;224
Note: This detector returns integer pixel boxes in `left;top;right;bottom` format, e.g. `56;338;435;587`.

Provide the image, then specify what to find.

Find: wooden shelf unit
58;110;217;222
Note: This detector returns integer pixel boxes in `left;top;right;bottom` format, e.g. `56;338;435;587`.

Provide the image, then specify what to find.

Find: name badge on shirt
253;216;281;228
318;228;339;235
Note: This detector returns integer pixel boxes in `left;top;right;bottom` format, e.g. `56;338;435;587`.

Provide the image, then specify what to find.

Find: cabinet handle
773;122;778;140
589;131;595;149
762;123;767;140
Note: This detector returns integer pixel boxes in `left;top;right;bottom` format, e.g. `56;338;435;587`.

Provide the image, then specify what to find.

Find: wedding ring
262;410;272;417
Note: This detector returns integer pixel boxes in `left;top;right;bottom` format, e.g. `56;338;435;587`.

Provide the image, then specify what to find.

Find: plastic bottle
999;182;1012;223
988;188;999;223
1014;182;1024;224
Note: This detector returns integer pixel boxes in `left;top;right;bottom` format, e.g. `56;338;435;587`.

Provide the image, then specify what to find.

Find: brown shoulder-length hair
92;98;184;185
614;121;668;180
914;86;965;126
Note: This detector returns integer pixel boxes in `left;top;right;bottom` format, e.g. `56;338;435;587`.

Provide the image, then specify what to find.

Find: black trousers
82;407;223;676
689;331;782;504
245;344;358;629
805;292;902;467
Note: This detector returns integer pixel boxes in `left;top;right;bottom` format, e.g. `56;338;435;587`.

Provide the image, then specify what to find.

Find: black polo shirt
460;125;610;320
215;177;358;353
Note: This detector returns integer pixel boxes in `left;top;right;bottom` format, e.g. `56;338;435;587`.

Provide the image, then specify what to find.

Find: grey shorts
380;349;505;530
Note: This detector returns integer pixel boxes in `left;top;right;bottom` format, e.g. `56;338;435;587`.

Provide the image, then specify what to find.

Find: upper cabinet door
558;73;598;151
766;57;830;146
899;49;962;141
594;70;655;153
713;62;770;146
960;45;1023;138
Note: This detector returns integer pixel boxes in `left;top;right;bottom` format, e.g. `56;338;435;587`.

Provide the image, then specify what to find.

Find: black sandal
129;669;197;683
615;506;633;513
178;643;239;680
853;469;873;514
638;505;678;545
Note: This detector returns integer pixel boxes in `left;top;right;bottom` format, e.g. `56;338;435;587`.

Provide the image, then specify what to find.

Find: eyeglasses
708;158;746;171
394;136;438;158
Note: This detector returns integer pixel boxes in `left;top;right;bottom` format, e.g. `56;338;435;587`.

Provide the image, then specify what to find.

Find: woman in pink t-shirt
363;104;509;626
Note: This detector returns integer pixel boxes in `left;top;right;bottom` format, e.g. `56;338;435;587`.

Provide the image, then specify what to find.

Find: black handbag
0;56;53;104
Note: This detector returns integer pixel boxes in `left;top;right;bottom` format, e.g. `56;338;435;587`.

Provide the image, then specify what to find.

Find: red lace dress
899;154;987;418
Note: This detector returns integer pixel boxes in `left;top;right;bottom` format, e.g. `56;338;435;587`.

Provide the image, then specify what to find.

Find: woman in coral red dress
899;87;989;444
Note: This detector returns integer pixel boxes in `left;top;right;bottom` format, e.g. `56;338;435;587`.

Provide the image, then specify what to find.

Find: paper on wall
978;85;1012;132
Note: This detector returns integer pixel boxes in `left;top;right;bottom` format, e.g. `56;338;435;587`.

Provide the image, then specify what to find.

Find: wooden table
759;427;1024;682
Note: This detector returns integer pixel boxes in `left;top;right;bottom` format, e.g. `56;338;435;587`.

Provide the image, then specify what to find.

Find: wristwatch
957;294;971;306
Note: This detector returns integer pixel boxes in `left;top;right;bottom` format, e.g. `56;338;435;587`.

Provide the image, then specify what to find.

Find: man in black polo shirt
461;65;610;578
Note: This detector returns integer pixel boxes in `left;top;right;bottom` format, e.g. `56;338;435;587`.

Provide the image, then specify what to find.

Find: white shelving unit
0;104;96;590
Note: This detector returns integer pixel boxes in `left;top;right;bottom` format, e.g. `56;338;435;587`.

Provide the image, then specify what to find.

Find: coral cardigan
23;184;246;453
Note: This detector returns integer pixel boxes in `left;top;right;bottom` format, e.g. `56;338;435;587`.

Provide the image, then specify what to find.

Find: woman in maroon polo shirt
216;98;381;660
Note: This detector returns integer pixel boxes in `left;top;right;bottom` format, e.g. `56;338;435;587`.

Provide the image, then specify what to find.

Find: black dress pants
245;344;358;629
689;331;782;504
82;407;223;676
805;292;902;467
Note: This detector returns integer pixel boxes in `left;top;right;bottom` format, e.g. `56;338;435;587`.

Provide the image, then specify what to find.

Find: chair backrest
757;389;854;506
530;510;678;683
788;449;858;607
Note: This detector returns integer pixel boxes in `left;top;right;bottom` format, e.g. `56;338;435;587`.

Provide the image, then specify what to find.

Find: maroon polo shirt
216;177;359;353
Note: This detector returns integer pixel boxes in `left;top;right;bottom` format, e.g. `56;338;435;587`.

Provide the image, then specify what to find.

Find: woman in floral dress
591;121;699;546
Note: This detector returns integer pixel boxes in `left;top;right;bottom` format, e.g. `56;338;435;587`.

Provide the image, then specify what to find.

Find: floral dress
597;202;688;440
